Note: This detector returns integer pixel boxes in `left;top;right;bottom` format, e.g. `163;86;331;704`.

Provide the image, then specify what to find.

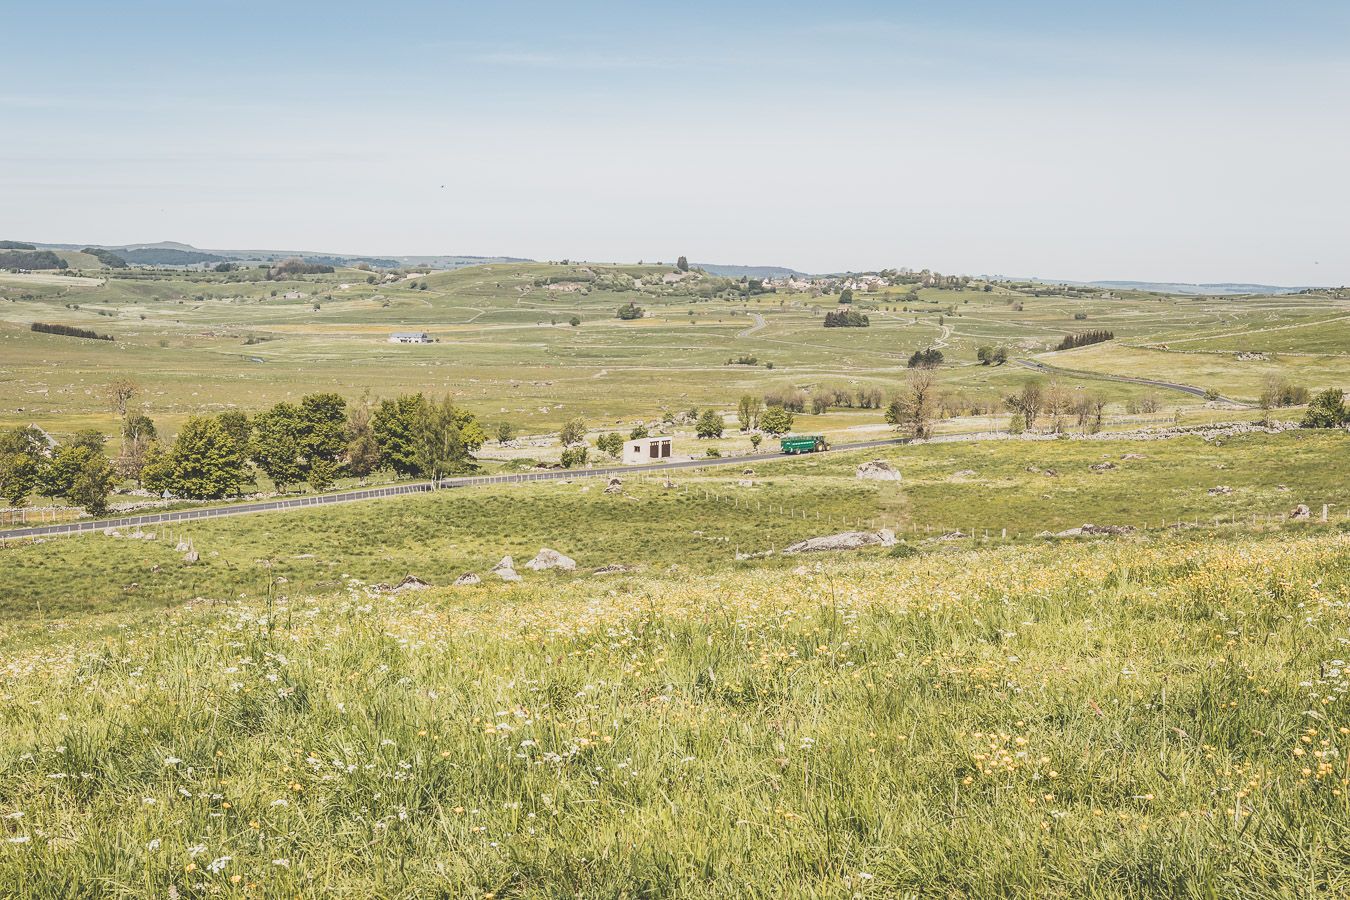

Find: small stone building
623;436;673;464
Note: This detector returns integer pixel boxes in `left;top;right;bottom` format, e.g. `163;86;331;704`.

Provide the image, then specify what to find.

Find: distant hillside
695;262;807;278
0;249;66;270
1087;280;1309;296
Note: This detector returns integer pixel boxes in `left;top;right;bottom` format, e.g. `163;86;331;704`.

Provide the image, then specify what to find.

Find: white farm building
388;332;431;344
622;436;673;465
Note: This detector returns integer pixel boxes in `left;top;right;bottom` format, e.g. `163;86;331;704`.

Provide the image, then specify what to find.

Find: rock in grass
604;477;623;494
183;550;199;564
491;556;522;581
453;573;481;586
592;564;635;575
782;530;896;554
392;574;429;593
1208;485;1233;496
526;548;576;571
855;460;901;481
1290;504;1311;520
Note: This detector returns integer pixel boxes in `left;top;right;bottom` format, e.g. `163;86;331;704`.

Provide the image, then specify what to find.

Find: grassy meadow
2;529;1350;896
2;432;1345;619
2;262;1347;448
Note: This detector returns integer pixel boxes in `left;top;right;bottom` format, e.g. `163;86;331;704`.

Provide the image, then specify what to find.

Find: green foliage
39;439;114;514
344;402;383;480
412;394;487;480
0;426;45;506
0;249;66;269
750;434;762;449
758;405;794;436
1056;330;1113;351
907;348;944;368
628;424;649;441
569;315;581;327
976;345;1008;366
250;402;306;491
695;408;725;439
616;302;644;320
372;395;425;476
559;445;588;468
495;422;517;444
145;415;251;500
823;309;869;327
1302;388;1347;428
737;394;762;431
595;432;624;458
560;417;587;447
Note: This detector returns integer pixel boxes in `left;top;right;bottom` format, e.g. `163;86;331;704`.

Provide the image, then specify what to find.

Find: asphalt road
0;437;909;540
1012;358;1244;404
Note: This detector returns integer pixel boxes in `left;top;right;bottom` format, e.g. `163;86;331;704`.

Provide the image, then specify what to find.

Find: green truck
779;435;829;454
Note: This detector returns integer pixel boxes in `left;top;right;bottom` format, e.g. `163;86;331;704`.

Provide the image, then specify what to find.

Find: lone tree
1302;388;1347;428
559;417;587;447
885;368;938;439
696;409;725;439
758;405;794;436
616;303;645;321
345;400;383;483
676;256;689;272
1004;381;1045;432
737;394;762;431
105;378;138;417
595;432;624;458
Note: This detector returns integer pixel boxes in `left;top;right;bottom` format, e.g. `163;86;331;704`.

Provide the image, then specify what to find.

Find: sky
2;0;1348;284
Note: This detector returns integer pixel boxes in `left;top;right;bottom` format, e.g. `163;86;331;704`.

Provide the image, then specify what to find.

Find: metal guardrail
0;438;910;540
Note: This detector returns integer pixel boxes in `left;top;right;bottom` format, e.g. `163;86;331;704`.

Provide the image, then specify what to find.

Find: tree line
0;386;487;515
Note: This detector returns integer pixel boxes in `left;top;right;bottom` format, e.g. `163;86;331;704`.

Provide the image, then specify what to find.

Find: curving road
0;438;910;541
1012;358;1248;406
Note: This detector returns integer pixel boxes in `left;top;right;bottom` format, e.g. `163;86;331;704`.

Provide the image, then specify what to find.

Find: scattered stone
1042;469;1059;477
491;556;522;581
175;540;191;552
937;530;969;541
392;574;430;593
592;564;635;575
1089;462;1117;472
662;479;676;489
742;468;755;476
953;469;977;478
526;548;577;571
856;460;901;481
1208;486;1233;496
604;477;623;494
1121;453;1146;461
453;573;482;586
104;527;122;537
1054;523;1136;538
183;550;199;564
737;479;754;487
1236;351;1268;361
1290;504;1311;520
781;529;896;554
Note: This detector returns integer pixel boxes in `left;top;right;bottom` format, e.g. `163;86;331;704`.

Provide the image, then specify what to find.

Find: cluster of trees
823;309;869;327
0;250;66;270
82;247;128;268
31;322;113;341
1;386;490;514
976;345;1009;365
266;257;335;279
0;428;115;514
907;348;944;368
616;303;645;320
1056;330;1114;351
1260;376;1310;410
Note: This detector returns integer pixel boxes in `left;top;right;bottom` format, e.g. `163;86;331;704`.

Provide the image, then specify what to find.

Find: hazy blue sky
3;1;1347;283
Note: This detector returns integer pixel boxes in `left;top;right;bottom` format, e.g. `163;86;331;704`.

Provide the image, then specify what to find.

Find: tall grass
2;530;1349;896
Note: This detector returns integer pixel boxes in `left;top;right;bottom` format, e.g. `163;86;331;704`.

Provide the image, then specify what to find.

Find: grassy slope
2;432;1346;619
1;530;1348;896
2;265;1347;442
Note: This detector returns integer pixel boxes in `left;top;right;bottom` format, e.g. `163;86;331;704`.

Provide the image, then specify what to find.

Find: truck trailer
779;435;829;454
